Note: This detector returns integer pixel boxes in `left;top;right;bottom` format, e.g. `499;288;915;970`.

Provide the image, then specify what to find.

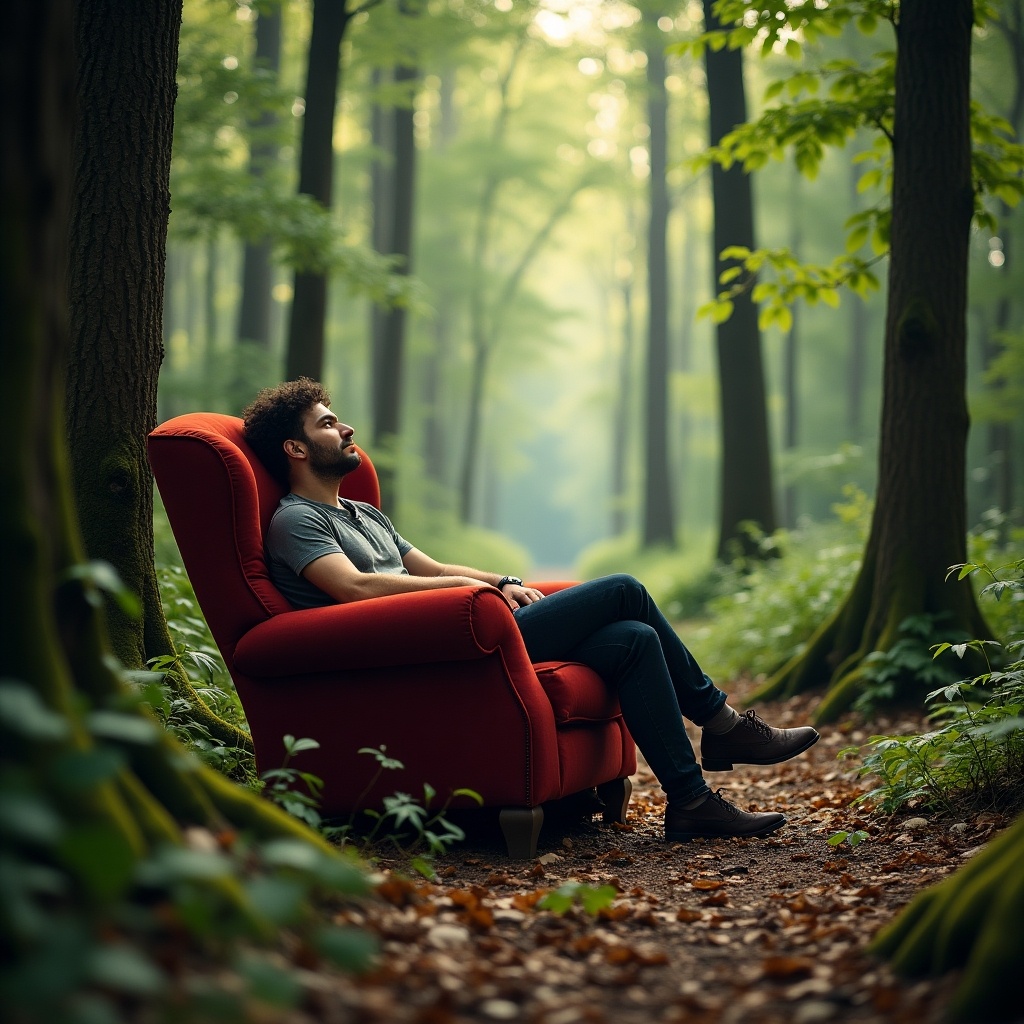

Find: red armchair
147;413;635;857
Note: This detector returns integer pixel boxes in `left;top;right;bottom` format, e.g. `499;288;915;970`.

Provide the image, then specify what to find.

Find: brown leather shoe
665;790;786;842
700;709;819;772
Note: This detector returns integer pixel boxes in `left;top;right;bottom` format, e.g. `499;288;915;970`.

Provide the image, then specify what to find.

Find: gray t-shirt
266;493;414;609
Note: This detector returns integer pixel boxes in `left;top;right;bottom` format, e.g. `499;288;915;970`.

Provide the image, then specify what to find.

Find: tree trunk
236;0;282;352
65;0;248;749
285;0;353;381
641;8;676;549
66;0;180;671
3;4;332;975
847;162;868;442
372;50;419;513
754;0;990;721
612;248;636;538
703;0;776;560
782;170;801;528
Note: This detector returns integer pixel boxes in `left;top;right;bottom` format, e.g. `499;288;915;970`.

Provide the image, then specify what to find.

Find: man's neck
289;475;343;508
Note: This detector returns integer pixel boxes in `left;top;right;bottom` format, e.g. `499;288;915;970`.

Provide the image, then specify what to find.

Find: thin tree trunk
782;170;801;528
641;8;676;548
847;162;868;442
612;245;636;538
703;0;776;560
237;1;282;351
372;49;419;512
286;0;353;380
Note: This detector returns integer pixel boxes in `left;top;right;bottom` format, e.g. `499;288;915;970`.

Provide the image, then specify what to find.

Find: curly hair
242;377;331;485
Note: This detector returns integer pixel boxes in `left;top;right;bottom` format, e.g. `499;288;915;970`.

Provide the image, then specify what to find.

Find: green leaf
86;710;158;745
59;823;136;900
283;735;320;755
0;792;64;844
0;681;70;741
52;747;126;791
88;944;165;995
451;787;484;806
315;925;378;972
244;876;308;926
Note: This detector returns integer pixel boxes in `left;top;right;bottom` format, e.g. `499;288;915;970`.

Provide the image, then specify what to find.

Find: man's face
297;403;361;479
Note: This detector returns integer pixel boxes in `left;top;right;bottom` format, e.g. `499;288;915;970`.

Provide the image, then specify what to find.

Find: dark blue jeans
513;573;723;805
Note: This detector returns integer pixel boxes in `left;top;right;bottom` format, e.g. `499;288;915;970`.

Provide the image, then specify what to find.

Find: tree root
871;813;1024;1022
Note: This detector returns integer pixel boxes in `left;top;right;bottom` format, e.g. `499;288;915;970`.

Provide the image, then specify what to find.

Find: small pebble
794;1000;837;1023
426;924;470;949
950;822;969;834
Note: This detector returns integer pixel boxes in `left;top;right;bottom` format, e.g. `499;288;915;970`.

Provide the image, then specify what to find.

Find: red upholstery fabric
147;413;635;817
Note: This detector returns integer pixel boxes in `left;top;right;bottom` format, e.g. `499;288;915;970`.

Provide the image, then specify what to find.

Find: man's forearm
434;563;504;588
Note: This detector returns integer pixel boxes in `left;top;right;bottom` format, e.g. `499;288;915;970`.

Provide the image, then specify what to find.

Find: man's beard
305;438;361;480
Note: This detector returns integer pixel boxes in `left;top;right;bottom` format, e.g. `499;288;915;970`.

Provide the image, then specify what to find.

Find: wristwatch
497;575;523;589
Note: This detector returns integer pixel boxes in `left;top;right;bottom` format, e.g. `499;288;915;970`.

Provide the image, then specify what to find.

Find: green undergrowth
687;487;872;681
842;553;1024;818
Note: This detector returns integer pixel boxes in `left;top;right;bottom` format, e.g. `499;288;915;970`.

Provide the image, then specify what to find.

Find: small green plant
852;613;968;715
828;829;870;848
346;745;483;858
538;882;618;916
261;741;483;861
260;735;328;830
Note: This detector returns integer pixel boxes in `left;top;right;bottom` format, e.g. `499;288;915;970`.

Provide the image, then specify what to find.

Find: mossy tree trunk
871;811;1024;1022
2;0;331;862
64;0;249;749
753;0;989;721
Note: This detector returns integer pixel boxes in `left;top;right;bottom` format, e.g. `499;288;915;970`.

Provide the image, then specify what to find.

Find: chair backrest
147;412;380;663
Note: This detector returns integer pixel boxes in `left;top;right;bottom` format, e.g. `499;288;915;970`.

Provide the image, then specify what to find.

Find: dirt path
302;685;1007;1024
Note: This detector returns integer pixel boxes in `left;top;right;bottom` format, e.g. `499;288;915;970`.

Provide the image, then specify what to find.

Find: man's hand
500;583;545;610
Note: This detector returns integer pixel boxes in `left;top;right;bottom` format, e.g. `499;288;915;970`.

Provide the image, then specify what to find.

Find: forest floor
277;681;1014;1024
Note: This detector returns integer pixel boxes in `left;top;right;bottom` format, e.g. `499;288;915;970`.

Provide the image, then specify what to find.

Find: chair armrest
233;585;519;677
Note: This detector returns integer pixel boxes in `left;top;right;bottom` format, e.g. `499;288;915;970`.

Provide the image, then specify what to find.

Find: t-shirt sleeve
267;503;343;576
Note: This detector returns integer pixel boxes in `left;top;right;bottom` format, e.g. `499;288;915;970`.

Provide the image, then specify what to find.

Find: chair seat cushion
534;662;621;725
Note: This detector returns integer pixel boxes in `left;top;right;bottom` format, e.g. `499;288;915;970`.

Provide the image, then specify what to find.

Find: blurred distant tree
455;33;596;522
701;0;777;560
287;0;383;380
369;0;423;512
236;0;283;354
640;6;676;548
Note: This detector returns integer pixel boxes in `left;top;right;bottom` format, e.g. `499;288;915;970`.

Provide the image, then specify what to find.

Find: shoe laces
707;789;739;813
741;709;774;737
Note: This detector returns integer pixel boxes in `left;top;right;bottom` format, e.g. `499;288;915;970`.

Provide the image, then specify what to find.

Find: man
242;378;819;843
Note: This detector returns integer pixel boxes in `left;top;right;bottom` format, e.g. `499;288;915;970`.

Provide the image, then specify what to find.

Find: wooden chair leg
596;777;632;824
499;806;544;859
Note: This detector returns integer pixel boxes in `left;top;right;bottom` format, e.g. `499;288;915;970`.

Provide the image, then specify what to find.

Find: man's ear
284;438;306;460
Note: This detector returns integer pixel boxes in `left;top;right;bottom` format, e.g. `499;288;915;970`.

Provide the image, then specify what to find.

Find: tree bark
703;0;776;560
641;8;676;548
66;0;181;670
65;0;248;749
285;0;353;380
755;0;990;721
